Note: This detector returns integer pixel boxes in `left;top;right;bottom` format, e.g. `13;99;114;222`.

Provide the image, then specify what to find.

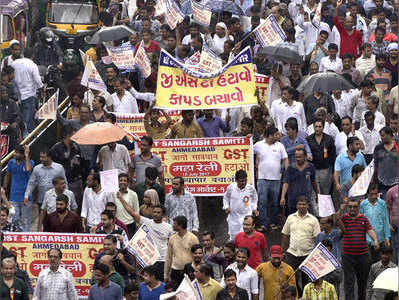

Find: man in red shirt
234;215;268;269
334;0;363;58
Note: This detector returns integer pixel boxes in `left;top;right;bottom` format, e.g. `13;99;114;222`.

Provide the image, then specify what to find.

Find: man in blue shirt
138;265;165;300
334;136;367;192
360;183;391;264
89;263;123;300
197;110;230;137
3;145;34;231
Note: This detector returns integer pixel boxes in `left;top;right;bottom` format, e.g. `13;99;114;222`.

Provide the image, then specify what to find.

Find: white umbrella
373;267;398;292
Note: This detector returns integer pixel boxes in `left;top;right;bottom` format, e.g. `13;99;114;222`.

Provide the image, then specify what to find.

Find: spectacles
348;205;358;208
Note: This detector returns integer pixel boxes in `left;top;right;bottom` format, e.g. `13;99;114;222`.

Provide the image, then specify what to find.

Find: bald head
99;255;114;271
344;16;355;30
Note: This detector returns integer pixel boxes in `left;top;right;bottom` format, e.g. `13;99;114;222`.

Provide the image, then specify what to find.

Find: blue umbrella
205;0;245;15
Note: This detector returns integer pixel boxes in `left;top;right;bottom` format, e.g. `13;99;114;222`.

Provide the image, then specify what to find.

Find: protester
223;170;258;240
386;184;399;264
217;269;249;300
195;263;223;300
95;210;129;249
91;254;125;291
302;277;338;300
0;257;30;300
164;216;199;284
88;263;123;300
34;249;78;300
184;244;204;281
234;216;267;270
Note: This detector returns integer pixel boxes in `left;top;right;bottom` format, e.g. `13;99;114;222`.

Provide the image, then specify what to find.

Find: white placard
318;194;335;217
100;169;119;193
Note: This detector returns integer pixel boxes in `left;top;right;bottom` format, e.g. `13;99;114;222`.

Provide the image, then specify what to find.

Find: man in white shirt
109;77;153;113
122;202;173;281
356;43;376;79
254;126;288;230
113;173;139;238
332;90;351;118
360;95;386;128
223;170;258;240
274;87;307;135
81;173;114;232
335;116;365;155
97;142;131;174
319;43;342;72
307;107;340;138
359;111;383;164
221;248;259;300
34;249;78;300
11;47;43;135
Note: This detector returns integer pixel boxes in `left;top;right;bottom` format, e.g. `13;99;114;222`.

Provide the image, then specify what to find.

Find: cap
387;43;399;52
216;22;227;30
270;245;283;258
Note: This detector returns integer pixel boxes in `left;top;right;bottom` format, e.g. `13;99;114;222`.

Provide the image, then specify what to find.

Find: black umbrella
297;72;355;94
204;0;245;15
85;25;135;44
258;45;302;64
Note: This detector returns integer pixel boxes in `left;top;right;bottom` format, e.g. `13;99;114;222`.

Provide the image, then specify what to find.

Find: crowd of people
0;0;399;299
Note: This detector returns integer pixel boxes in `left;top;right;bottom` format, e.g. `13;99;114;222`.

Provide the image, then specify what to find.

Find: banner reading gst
3;232;106;299
255;73;270;103
152;137;254;196
155;47;257;110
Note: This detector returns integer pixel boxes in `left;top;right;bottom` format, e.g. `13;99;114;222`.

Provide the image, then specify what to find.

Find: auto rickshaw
0;0;30;49
46;0;101;38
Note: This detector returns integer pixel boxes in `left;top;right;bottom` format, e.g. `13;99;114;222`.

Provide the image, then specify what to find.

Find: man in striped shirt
337;198;379;300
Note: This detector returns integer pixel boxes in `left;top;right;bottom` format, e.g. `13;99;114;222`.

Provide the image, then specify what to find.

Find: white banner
128;0;137;21
191;0;212;27
160;275;203;300
127;224;161;267
134;42;152;78
348;160;374;197
253;15;286;47
312;2;322;29
318;194;335;217
107;45;135;69
155;0;166;16
164;0;185;29
38;90;58;120
299;242;341;282
199;47;223;73
100;169;119;193
81;58;107;92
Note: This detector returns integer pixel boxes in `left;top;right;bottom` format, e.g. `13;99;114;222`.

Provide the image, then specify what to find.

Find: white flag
160;275;203;300
38;90;59;120
155;0;166;16
253;15;286;47
163;0;184;29
127;224;161;267
348;160;374;197
128;0;137;21
79;49;86;64
107;45;135;69
81;57;107;92
134;42;152;78
199;47;223;74
191;0;211;27
299;242;341;282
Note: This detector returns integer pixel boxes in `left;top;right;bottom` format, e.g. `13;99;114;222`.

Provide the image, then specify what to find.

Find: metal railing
1;96;70;172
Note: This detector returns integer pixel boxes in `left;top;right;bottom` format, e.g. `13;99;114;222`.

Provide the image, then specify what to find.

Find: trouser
11;200;32;232
284;252;309;297
20;96;36;136
170;269;184;285
315;167;332;195
369;242;384;265
69;179;83;214
153;261;165;281
378;182;395;200
257;179;280;226
392;225;399;265
342;253;370;300
364;154;373;165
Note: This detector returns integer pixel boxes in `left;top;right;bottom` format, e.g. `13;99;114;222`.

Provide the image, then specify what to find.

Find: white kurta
223;182;258;240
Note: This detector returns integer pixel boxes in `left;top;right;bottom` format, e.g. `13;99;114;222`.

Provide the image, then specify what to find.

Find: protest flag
299;242;341;282
134;42;152;78
191;0;212;27
253;15;287;47
81;57;107;92
163;0;185;29
38;89;59;120
107;45;135;69
348;160;374;197
127;224;161;267
160;274;203;300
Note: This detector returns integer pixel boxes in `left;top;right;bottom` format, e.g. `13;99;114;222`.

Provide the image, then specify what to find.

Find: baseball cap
270;245;283;258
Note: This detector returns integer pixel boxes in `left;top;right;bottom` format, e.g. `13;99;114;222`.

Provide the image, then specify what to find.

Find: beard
56;208;67;214
271;261;281;268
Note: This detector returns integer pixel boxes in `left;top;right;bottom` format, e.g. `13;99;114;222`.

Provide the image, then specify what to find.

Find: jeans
392;225;399;264
315;167;332;195
342;253;370;300
11;201;32;232
284;252;309;297
20;96;36;135
257;179;280;226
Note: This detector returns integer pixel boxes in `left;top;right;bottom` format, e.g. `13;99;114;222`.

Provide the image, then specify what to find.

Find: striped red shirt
342;213;372;255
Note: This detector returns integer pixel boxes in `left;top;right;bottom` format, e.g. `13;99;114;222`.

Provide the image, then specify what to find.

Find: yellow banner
3;232;106;298
155;47;257;110
151;137;254;196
